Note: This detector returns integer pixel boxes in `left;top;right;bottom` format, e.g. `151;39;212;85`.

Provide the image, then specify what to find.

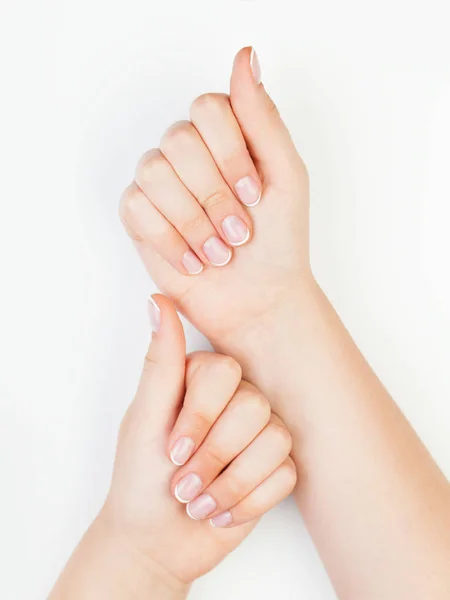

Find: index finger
167;352;242;466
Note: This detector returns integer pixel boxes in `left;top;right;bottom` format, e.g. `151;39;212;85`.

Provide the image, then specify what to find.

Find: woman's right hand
120;46;313;350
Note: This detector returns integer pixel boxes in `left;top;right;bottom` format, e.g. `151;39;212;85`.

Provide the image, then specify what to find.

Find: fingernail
148;296;161;333
235;176;261;207
222;216;250;247
174;473;202;503
186;494;217;520
210;511;233;528
170;437;195;466
203;236;232;267
182;250;203;275
250;48;261;84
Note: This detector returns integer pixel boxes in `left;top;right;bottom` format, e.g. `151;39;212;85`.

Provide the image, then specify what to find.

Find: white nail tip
170;453;185;466
228;228;250;247
174;486;190;504
189;265;204;275
210;248;232;267
186;504;198;520
244;190;262;207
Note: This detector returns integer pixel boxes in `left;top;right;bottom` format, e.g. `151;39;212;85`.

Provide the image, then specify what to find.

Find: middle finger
160;120;252;249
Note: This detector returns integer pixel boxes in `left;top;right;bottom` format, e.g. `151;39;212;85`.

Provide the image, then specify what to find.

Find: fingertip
231;46;260;95
146;294;186;362
149;293;178;325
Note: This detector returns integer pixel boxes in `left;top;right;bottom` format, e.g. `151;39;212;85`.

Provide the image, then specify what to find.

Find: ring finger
211;457;297;528
186;415;292;521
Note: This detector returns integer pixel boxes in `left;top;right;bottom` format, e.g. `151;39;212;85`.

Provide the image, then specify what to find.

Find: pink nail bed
174;473;202;503
186;494;217;520
203;236;232;266
210;511;233;528
182;250;203;275
222;216;250;246
170;437;195;466
235;176;261;207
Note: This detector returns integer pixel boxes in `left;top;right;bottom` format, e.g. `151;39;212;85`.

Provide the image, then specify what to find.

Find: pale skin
50;296;296;599
51;46;450;599
118;47;450;599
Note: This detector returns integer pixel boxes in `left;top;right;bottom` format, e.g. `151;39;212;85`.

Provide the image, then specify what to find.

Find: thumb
134;294;186;433
230;46;304;186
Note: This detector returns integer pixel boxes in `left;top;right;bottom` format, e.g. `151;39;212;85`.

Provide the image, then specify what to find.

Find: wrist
212;275;340;437
215;272;326;378
50;511;189;600
95;511;190;600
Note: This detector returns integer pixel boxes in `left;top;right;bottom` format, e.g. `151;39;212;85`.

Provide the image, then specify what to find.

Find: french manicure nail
235;176;261;207
250;48;261;84
182;250;203;275
148;297;161;333
174;473;202;503
203;236;232;267
210;511;233;528
170;437;195;466
186;494;217;520
222;216;250;247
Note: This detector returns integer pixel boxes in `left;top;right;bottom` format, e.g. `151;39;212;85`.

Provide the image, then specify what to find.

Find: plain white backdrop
1;1;449;598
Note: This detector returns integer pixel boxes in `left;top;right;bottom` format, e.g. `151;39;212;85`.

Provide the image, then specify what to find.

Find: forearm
217;277;450;600
49;512;189;600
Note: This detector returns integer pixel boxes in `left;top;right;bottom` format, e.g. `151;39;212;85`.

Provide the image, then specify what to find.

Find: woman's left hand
50;295;296;599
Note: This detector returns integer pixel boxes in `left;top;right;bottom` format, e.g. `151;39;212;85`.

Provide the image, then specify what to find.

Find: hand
99;296;295;587
120;47;312;348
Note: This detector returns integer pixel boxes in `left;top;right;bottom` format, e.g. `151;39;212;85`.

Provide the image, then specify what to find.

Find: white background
1;1;449;599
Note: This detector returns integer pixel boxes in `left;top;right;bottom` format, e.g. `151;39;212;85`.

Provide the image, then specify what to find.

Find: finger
230;47;305;187
160;120;252;251
135;148;230;269
167;352;242;466
186;415;292;520
132;295;186;434
171;382;271;504
190;93;262;208
120;181;204;276
210;457;297;528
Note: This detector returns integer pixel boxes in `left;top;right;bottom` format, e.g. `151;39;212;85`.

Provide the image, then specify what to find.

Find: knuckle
190;93;229;117
186;353;242;389
210;354;242;381
151;227;180;250
202;190;229;212
204;443;227;470
119;183;145;233
280;458;298;491
143;351;159;374
224;474;247;499
265;94;281;120
136;149;167;183
185;351;212;384
239;497;262;520
189;410;213;437
178;213;208;238
267;421;293;453
238;388;271;419
160;120;196;151
220;145;246;171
